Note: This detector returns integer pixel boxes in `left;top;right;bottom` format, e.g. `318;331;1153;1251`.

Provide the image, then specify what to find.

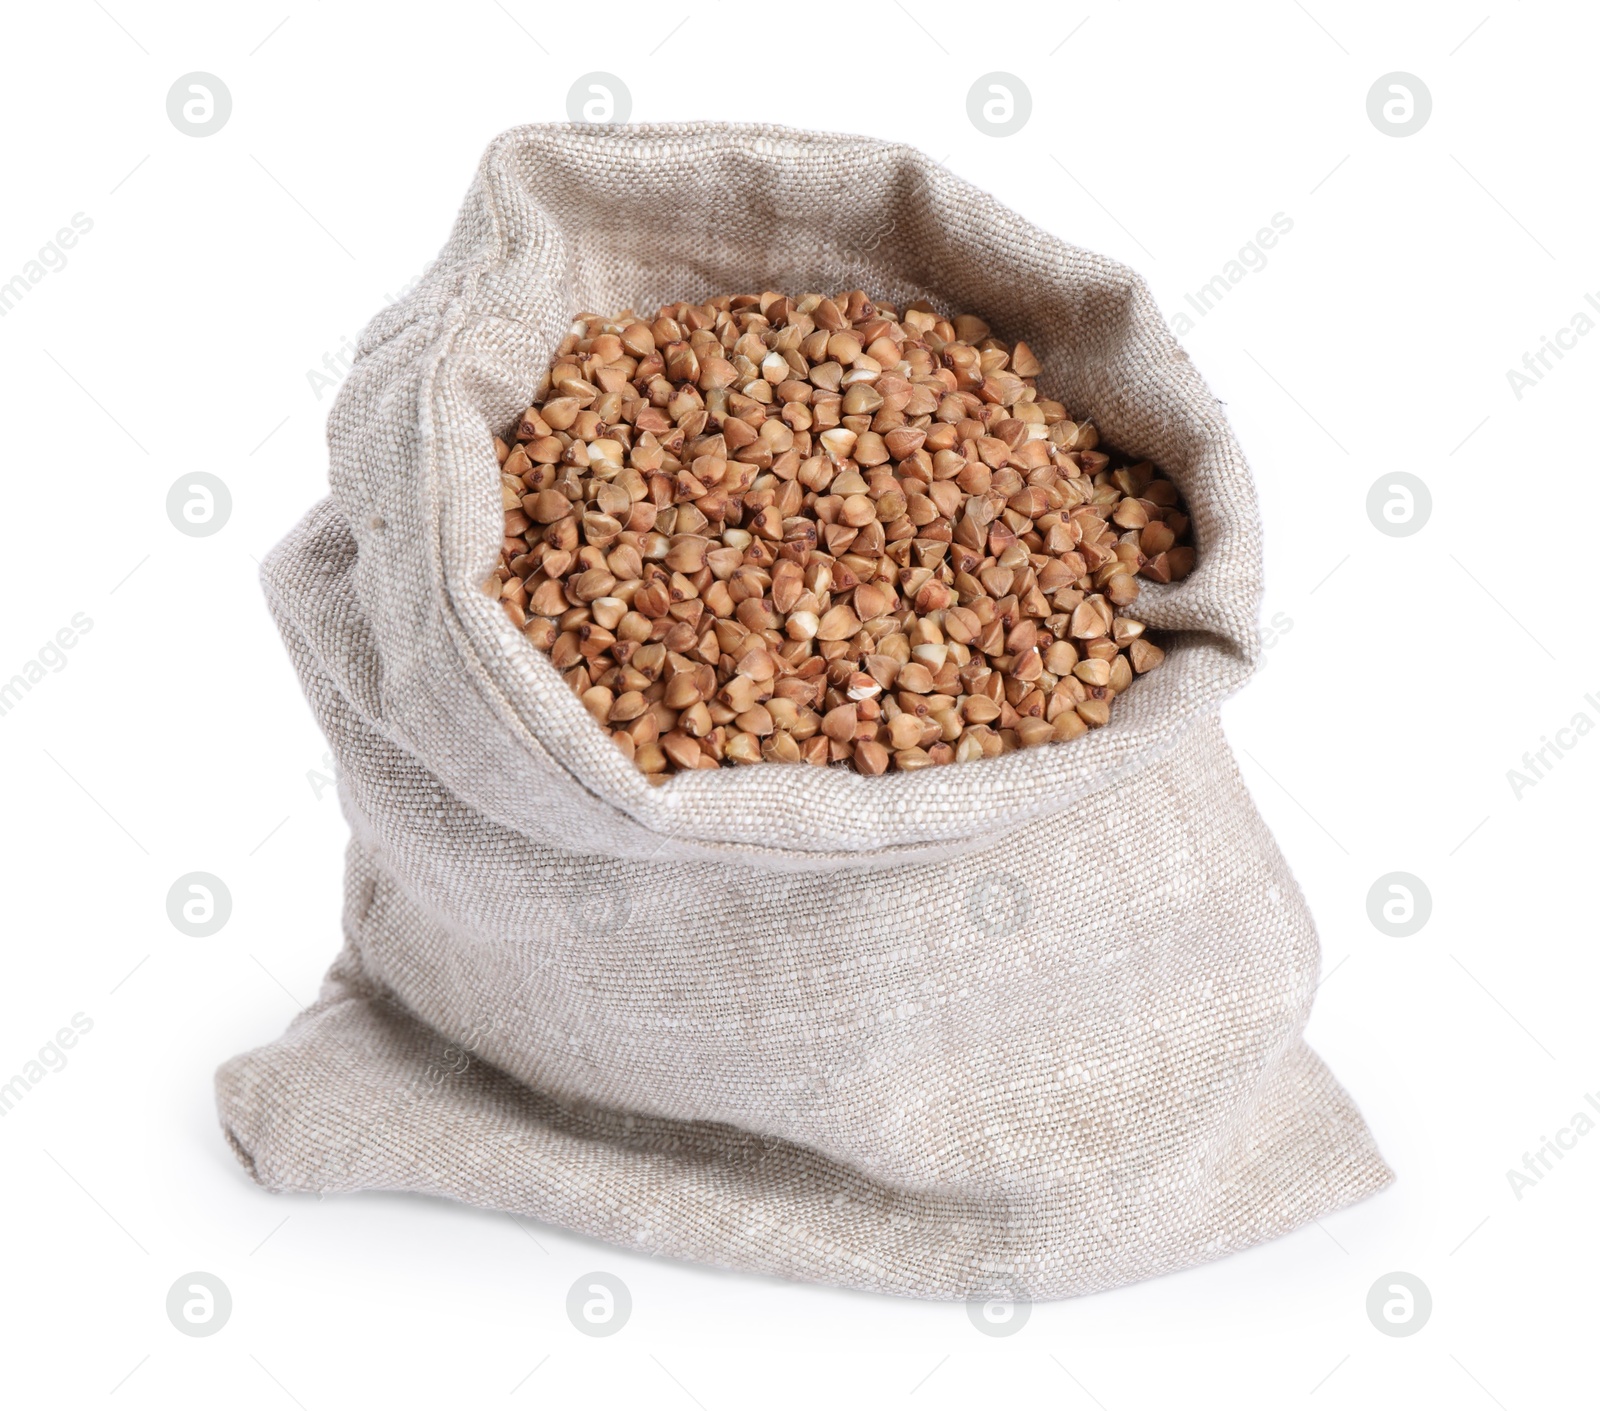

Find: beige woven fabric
215;122;1391;1299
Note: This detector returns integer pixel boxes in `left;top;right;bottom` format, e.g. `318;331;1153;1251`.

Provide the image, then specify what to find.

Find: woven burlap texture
215;122;1391;1299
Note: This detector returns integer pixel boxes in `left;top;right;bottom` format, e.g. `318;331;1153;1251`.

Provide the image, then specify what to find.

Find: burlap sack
216;122;1391;1299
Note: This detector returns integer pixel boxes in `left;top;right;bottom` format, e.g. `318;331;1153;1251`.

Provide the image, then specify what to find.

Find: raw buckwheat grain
486;290;1194;782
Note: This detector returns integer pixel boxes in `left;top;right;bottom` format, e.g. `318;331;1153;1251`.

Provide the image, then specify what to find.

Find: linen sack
215;122;1391;1300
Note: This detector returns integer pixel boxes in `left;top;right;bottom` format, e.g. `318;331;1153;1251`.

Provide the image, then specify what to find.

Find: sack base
216;981;1392;1301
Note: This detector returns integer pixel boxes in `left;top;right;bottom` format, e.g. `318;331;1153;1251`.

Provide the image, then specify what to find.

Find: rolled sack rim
321;122;1265;860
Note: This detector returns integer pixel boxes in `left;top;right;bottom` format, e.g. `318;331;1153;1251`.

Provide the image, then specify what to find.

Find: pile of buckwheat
487;290;1194;781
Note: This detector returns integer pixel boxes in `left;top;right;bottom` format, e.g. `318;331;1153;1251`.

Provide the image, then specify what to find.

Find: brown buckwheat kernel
485;290;1195;783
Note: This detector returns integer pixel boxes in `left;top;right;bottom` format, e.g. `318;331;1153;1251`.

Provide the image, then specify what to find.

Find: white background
1;1;1595;1406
